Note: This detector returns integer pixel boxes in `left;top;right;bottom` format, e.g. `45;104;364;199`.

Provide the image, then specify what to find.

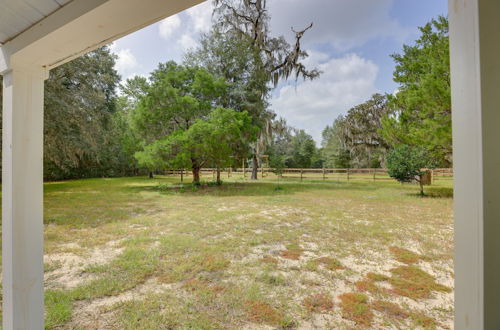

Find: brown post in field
180;169;184;182
300;169;303;182
373;169;376;181
261;167;264;178
323;168;326;180
243;159;246;178
347;168;350;182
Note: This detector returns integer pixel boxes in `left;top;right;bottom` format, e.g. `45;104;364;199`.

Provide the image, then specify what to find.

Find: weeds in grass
355;279;387;296
158;253;229;283
389;246;421;264
304;259;319;272
371;300;409;321
410;311;438;329
280;244;303;260
366;272;390;282
302;293;334;313
260;273;287;286
182;278;210;292
261;255;279;266
339;292;373;327
389;265;451;299
44;260;62;273
316;257;344;270
72;248;159;300
40;176;453;328
245;300;286;326
45;290;73;329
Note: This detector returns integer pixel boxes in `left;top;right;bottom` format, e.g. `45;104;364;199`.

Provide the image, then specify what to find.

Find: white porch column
2;66;45;329
449;0;500;329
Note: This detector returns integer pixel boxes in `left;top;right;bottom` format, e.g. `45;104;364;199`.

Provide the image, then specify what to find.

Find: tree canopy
130;61;257;183
386;144;435;195
381;16;451;166
209;0;319;179
322;94;389;168
136;107;257;184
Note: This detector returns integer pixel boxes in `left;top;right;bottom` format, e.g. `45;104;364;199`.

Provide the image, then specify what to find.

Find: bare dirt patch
45;241;124;289
67;277;181;329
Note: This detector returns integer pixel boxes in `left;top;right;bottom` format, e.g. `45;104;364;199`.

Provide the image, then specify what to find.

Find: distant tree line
0;12;450;182
0;47;132;180
320;16;450;169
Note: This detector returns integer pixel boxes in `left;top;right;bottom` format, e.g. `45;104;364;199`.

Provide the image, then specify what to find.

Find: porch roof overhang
0;0;204;74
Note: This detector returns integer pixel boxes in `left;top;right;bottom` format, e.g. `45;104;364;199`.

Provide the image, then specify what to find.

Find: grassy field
9;174;454;329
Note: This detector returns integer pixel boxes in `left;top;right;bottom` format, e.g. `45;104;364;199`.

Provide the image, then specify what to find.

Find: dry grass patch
280;244;303;260
389;246;421;264
182;278;225;295
302;293;334;313
366;272;389;282
410;311;438;329
182;278;210;292
245;300;290;327
260;273;287;286
158;253;229;284
200;254;230;272
262;255;279;266
389;265;451;299
339;292;373;327
316;257;344;271
39;177;453;329
355;279;386;296
371;300;409;321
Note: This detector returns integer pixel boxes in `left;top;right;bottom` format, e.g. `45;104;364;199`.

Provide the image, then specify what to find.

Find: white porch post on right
2;65;45;329
449;0;500;329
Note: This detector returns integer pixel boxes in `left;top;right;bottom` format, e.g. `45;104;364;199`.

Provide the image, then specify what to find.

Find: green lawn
11;175;455;328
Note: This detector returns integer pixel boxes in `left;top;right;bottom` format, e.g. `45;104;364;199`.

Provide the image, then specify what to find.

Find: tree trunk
216;167;221;185
192;167;201;185
418;177;424;196
149;171;154;179
251;153;258;180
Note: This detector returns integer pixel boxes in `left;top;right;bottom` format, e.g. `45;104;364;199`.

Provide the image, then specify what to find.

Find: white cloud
114;48;138;77
178;34;198;51
158;14;181;40
186;1;213;33
271;53;379;143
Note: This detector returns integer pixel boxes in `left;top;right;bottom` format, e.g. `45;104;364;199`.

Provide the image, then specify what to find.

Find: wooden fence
163;168;453;183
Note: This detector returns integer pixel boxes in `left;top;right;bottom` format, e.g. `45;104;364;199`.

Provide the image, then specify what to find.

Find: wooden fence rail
162;168;453;182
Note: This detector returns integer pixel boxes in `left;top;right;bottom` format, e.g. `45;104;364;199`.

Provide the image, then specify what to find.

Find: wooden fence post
180;169;183;182
300;169;303;182
323;168;326;180
262;167;264;178
373;169;376;181
347;168;350;182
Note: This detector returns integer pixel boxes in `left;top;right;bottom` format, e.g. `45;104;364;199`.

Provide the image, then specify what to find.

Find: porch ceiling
0;0;73;45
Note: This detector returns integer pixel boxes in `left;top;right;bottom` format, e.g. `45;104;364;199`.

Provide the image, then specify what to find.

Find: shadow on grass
424;186;454;198
40;176;452;227
405;186;454;199
123;177;388;197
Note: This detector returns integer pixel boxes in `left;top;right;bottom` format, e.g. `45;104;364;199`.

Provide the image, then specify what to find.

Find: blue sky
111;0;448;143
